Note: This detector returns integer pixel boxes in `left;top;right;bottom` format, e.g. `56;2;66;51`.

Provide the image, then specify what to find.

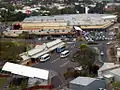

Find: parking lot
33;42;77;74
87;30;116;41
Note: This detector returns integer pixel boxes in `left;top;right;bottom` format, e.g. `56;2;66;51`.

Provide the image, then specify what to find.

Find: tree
20;79;28;90
19;31;29;39
72;44;97;73
112;82;120;90
31;11;40;16
115;7;120;23
89;2;105;14
75;5;84;13
15;12;27;21
79;44;88;52
110;47;115;57
60;7;76;14
0;42;27;61
50;7;61;15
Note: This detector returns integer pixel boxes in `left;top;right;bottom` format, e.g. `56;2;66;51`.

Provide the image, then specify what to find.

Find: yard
0;77;8;90
0;41;32;62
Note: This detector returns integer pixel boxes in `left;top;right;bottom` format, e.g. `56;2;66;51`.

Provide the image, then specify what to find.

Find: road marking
60;61;69;67
51;57;60;64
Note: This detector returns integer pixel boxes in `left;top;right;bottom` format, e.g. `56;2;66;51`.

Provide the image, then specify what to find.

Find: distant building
19;39;65;65
69;76;106;90
3;14;117;37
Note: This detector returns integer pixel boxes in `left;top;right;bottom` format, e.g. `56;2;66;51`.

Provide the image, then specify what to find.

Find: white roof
70;77;97;86
2;62;49;80
23;14;114;26
20;39;65;60
110;67;120;76
46;38;62;48
27;45;46;56
98;63;120;72
32;42;65;58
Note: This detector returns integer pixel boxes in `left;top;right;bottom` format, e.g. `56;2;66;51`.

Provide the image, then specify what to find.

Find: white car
107;41;112;45
38;38;42;40
100;51;104;55
60;50;70;58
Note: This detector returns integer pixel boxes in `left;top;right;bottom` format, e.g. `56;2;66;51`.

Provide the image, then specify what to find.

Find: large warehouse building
4;14;117;37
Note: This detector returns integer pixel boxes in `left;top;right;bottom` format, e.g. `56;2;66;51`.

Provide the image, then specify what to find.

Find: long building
19;39;65;65
3;14;117;37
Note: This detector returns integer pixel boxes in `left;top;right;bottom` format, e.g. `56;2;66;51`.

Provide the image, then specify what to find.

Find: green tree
0;42;27;61
72;44;97;73
50;7;61;15
112;82;120;90
75;5;84;13
114;7;120;22
20;79;28;90
60;7;76;14
7;86;19;90
110;47;115;57
19;31;29;39
31;11;40;16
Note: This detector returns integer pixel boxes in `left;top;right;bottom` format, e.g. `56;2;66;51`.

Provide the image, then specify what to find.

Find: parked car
60;50;70;58
40;54;50;62
100;51;104;55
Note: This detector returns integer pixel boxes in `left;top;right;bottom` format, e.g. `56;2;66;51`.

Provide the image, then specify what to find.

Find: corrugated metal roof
2;62;49;80
23;14;116;26
20;39;65;60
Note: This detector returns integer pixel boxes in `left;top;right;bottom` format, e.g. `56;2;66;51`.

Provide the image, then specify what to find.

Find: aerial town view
0;0;120;90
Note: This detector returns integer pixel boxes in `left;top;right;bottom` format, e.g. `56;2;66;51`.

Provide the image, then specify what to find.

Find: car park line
51;57;60;64
60;61;69;67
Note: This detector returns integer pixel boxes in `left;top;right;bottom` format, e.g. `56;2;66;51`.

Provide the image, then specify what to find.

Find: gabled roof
20;39;65;60
2;62;49;80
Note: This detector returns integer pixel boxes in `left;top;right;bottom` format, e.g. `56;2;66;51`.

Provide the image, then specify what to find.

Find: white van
60;50;70;58
40;54;50;62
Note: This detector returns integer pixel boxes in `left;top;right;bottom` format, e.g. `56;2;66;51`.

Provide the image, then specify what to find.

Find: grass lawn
0;77;8;90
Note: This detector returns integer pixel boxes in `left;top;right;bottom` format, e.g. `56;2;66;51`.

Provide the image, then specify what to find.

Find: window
44;56;50;59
